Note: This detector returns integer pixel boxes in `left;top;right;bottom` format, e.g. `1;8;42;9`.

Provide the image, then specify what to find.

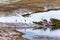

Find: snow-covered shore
0;10;60;23
0;9;60;40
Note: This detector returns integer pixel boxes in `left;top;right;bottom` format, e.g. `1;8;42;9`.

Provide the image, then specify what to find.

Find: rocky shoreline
0;27;28;40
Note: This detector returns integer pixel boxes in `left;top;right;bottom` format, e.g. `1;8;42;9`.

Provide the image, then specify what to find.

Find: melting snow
0;10;60;23
0;8;60;39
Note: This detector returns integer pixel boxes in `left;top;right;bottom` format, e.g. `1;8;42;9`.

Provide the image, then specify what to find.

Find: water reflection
17;28;60;40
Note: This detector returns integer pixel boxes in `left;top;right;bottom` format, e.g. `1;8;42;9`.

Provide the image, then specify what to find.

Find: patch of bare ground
0;0;60;14
0;27;28;40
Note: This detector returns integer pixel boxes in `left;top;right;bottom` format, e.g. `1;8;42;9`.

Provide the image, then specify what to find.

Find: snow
0;7;60;39
14;10;60;39
0;10;60;23
0;0;60;39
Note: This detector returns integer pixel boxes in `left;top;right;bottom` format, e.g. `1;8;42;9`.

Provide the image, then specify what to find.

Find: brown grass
0;0;60;13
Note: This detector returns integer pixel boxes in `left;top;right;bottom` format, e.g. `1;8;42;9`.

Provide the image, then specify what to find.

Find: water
0;8;60;40
17;28;60;40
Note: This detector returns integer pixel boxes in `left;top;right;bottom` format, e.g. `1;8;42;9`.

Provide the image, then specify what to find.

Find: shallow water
17;28;60;40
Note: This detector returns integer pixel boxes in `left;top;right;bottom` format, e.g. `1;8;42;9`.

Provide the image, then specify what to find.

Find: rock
0;27;28;40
